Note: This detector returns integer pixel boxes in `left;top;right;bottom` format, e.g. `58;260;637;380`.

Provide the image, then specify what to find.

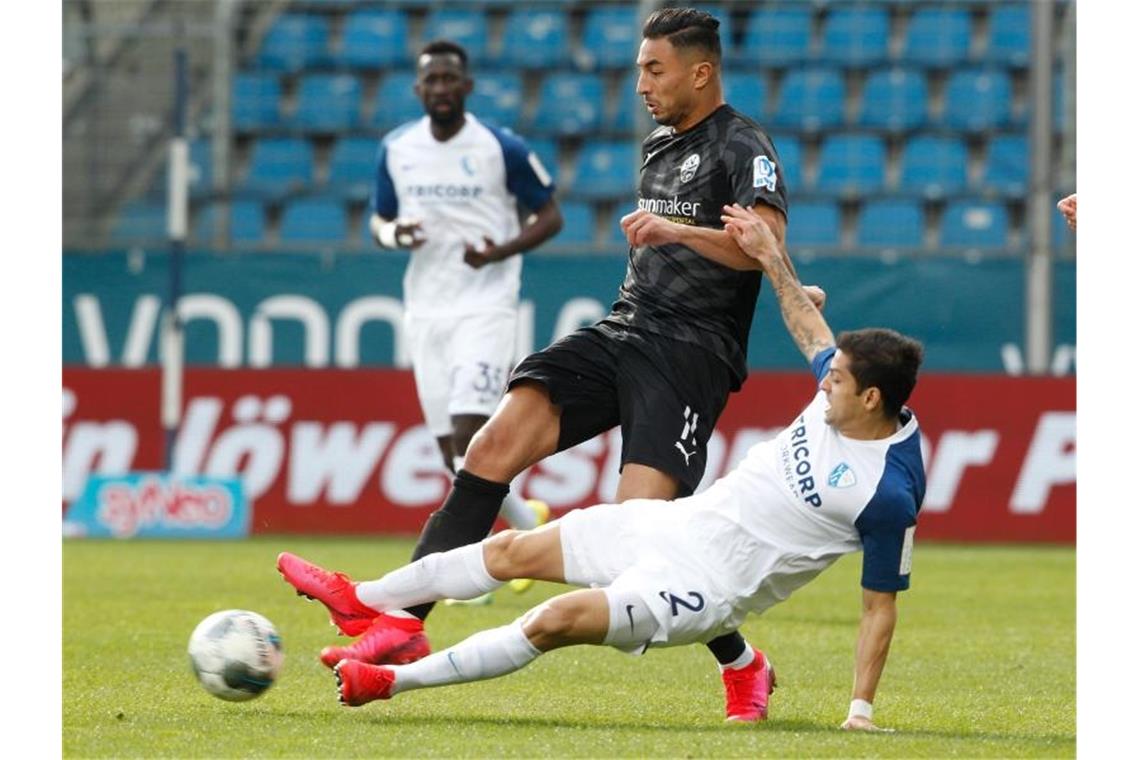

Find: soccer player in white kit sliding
355;40;562;627
280;205;925;730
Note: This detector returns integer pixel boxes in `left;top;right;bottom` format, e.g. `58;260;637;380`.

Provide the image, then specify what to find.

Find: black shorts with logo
508;322;734;496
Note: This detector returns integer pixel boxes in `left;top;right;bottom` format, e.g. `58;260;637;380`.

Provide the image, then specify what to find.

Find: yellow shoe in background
509;500;551;593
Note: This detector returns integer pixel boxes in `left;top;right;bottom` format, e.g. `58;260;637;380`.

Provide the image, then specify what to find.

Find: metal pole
1025;2;1056;374
163;48;189;470
212;0;236;250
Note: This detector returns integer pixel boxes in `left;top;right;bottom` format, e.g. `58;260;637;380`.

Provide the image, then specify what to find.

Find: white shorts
558;500;744;653
405;310;518;437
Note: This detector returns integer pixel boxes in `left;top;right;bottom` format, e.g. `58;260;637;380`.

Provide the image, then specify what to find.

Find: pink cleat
334;660;397;707
319;613;431;669
276;552;379;637
722;648;777;722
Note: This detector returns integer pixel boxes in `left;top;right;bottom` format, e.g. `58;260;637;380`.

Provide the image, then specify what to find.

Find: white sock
499;492;538;530
719;645;757;672
355;542;503;611
389;621;541;695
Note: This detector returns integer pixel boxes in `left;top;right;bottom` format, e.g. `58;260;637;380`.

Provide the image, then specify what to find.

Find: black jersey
603;104;789;390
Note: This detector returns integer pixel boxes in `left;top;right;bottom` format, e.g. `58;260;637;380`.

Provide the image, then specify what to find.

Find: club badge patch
753;155;777;192
679;153;701;183
828;462;857;489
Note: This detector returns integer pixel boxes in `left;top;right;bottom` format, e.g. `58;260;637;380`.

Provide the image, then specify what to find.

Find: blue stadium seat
786;201;841;250
372;72;423;130
1054;68;1071;132
526;139;561;185
327;137;379;202
501;9;569;69
336;9;409;70
940;200;1010;249
279;198;348;243
570;142;635;201
987;3;1031;67
768;134;803;193
468;73;523;129
943;69;1013;132
292;74;362;132
772;67;845;132
857;68;928;131
553;202;597;247
580;5;638;69
856;200;925;249
232;73;281;131
422;9;488;65
604;72;639;135
723;72;768;122
256;14;330;72
816;134;887;195
820;6;889;66
902;7;972;67
982;134;1028;197
110;202;166;244
899;135;968;198
739;7;812;65
239;138;315;198
193;201;266;246
531;74;604;137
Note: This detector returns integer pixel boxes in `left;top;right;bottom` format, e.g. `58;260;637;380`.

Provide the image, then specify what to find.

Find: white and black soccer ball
187;609;283;702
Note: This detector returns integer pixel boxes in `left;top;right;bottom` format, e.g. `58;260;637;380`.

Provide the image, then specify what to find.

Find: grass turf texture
64;538;1074;758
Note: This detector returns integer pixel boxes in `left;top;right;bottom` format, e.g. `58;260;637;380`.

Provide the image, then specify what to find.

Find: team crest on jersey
828;462;856;489
752;155;777;192
679;153;701;183
460;155;478;176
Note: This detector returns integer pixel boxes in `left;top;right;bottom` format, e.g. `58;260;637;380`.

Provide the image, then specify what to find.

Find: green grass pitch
63;538;1074;757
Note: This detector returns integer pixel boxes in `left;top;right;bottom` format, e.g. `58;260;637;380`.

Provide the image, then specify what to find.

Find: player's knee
522;600;581;651
482;530;523;581
463;421;511;474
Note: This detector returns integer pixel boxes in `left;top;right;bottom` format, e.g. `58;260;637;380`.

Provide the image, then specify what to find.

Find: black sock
706;631;748;666
403;469;510;621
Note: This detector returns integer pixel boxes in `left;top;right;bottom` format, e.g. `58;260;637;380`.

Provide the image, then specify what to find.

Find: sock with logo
389;621;541;695
404;470;510;620
356;541;503;611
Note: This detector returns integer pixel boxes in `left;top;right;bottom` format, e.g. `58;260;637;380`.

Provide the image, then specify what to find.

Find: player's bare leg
335;588;614;706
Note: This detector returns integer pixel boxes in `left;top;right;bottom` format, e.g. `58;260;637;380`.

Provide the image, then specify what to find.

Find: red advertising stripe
62;369;1075;542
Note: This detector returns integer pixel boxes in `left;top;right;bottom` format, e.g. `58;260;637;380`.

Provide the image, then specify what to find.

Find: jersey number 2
658;590;705;617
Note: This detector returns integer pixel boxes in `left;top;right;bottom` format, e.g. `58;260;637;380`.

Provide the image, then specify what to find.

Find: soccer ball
187;609;284;702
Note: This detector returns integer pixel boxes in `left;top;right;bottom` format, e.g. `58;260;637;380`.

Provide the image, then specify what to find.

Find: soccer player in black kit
278;8;826;722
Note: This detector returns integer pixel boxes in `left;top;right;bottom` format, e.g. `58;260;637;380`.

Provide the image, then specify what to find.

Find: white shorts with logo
405;309;518;437
558;499;746;653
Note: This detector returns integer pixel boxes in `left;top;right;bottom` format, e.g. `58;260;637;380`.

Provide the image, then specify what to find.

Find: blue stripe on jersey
811;346;837;384
370;120;419;218
486;124;555;212
854;431;925;592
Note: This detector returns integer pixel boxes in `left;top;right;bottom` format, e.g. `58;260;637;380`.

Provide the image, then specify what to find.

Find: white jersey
651;347;925;618
372;114;555;318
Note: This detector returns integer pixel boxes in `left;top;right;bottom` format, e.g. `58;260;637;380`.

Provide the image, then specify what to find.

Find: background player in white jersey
279;205;926;731
336;40;562;656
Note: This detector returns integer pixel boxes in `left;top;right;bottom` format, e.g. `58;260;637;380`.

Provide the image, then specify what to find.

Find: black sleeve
722;125;789;218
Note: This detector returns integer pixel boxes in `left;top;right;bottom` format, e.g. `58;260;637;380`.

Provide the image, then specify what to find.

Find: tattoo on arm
768;257;834;360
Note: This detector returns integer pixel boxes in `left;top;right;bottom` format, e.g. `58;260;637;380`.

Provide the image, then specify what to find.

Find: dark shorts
508;323;734;496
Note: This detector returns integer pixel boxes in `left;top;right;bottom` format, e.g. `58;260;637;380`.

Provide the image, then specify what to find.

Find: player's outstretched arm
721;204;834;362
842;588;899;733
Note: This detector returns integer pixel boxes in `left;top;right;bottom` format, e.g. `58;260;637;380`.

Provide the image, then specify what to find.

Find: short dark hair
419;39;468;70
836;329;924;419
642;7;721;63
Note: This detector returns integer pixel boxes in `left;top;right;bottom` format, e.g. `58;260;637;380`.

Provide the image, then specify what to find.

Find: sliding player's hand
840;715;896;733
804;285;826;311
464;236;505;269
721;204;780;270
